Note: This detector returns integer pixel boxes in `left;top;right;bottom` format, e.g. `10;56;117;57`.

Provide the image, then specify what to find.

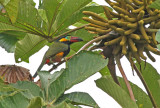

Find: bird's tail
33;60;45;78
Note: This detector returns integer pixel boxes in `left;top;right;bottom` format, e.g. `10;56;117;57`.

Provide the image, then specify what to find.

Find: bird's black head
58;35;83;45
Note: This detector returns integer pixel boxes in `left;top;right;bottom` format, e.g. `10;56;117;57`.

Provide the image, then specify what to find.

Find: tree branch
77;33;111;53
115;54;135;101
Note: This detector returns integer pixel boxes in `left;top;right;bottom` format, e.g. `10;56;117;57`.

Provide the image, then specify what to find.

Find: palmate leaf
48;51;107;101
42;0;60;25
95;77;138;108
15;33;47;63
0;33;18;53
16;0;45;34
51;0;92;35
0;31;26;53
55;92;99;108
136;61;160;108
4;0;20;23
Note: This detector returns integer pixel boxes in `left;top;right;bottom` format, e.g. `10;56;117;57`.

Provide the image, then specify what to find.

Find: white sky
0;0;160;108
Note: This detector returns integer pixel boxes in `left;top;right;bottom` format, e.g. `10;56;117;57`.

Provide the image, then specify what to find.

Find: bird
33;35;83;78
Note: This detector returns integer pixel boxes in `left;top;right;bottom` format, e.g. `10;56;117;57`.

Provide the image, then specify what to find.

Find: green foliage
0;51;106;107
15;33;47;63
0;30;26;53
0;0;101;63
5;0;19;23
118;77;153;108
96;77;138;108
1;0;160;107
136;61;160;108
149;0;160;9
55;92;99;107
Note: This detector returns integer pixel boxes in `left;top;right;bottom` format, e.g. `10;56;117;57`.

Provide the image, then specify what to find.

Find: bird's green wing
44;42;69;59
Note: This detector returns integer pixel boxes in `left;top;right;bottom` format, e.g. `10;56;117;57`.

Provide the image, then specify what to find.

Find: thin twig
49;24;89;42
48;56;73;72
133;63;158;108
115;55;135;101
77;33;111;53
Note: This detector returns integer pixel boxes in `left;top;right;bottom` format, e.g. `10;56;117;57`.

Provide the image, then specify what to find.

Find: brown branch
115;54;135;101
77;33;111;53
48;56;73;72
133;63;158;108
49;24;89;42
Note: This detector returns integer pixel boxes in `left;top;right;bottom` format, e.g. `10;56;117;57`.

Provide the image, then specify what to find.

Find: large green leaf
38;70;64;97
149;0;160;9
0;31;26;53
55;92;99;108
28;97;45;108
51;0;92;35
5;0;20;23
42;0;60;26
0;33;18;52
118;77;153;108
136;61;160;108
15;33;47;63
0;92;29;108
54;4;104;34
10;81;43;98
95;77;138;108
0;80;16;92
48;51;108;101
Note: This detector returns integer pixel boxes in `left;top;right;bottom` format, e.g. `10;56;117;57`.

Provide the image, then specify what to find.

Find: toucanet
33;35;83;78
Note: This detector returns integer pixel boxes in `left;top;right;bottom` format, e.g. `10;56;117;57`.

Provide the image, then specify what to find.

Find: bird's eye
65;36;70;40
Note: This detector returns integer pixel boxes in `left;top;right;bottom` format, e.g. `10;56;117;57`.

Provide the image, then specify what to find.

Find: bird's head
58;35;83;45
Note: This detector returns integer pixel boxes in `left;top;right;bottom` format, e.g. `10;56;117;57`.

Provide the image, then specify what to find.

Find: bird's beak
70;36;83;42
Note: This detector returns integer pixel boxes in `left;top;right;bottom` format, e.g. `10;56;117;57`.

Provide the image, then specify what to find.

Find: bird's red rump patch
45;59;50;64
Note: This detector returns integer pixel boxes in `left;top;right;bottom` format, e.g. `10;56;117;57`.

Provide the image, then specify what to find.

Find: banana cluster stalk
83;0;160;63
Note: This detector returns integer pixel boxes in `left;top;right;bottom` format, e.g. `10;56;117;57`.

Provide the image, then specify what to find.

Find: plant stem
115;55;135;101
108;56;120;85
49;24;88;42
77;33;111;53
133;64;158;108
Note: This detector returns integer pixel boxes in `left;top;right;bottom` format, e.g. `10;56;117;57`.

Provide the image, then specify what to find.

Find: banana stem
115;55;136;101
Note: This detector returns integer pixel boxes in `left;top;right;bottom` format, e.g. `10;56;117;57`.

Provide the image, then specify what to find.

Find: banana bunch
83;0;160;63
